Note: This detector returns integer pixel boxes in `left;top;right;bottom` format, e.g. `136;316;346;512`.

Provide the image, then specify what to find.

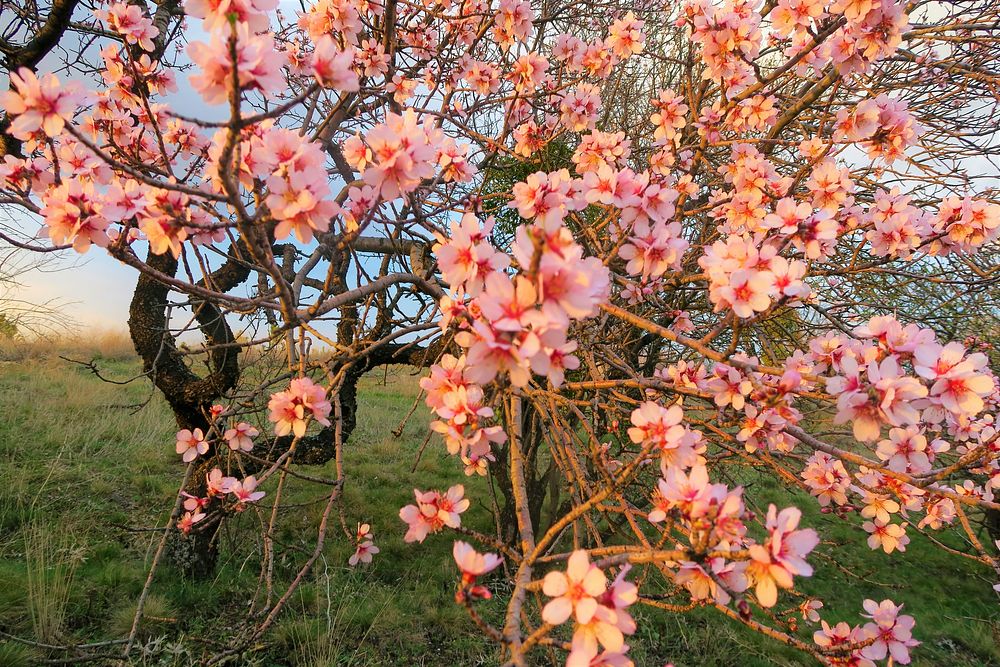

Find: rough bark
128;247;249;577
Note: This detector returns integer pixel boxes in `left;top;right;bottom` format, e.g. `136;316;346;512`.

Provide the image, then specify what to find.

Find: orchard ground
0;336;997;667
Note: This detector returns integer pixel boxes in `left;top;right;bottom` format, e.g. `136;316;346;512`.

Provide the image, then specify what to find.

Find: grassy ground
0;344;997;666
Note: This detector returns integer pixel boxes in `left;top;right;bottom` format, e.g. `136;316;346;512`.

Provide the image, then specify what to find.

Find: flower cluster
420;354;506;470
268;377;333;438
542;551;638;666
178;468;266;534
813;599;919;665
399;485;470;543
349;523;380;566
257;129;338;243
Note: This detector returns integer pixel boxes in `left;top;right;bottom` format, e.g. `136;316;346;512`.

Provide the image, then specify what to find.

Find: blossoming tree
2;0;1000;663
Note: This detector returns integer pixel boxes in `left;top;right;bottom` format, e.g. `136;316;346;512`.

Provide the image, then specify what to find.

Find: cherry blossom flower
812;619;870;664
875;426;931;474
358;110;437;200
453;541;502;600
188;25;284;104
863;518;908;554
826;356;928;441
492;0;534;49
297;0;361;42
349;524;379;566
627;401;700;469
206;468;236;496
178;510;205;534
230;476;265;507
930;196;1000;254
560;84;602;132
2;68;83;139
914;342;994;420
399;485;470;543
860;492;900;525
40;181;110;253
716;269;772;319
607;12;645;58
650;89;688;144
802;452;850;506
799;599;824;623
542;550;607;625
349;540;379;566
860;599;919;664
95;3;159;52
747;505;819;607
224;422;259;452
267;377;332;437
311;37;360;91
618;221;688;281
674;558;748;605
176;428;209;463
184;0;277;32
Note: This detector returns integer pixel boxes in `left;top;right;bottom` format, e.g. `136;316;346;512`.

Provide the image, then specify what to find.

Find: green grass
0;354;996;666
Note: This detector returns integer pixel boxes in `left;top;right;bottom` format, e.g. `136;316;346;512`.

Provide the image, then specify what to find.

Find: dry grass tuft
0;329;136;362
23;522;82;644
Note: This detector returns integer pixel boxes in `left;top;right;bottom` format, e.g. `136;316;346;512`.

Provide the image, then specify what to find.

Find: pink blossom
716;269;772;319
914;342;994;419
2;68;82;140
674;558;748;605
863;518;908;554
875;426;931;474
492;0;534;49
178;510;205;534
650;89;688;144
95;3;159;52
297;0;361;43
827;356;927;441
206;468;236;496
399;485;470;543
230;475;265;507
259;130;336;243
860;599;919;664
267;377;332;437
360;110;438;200
40;181;110;253
618;221;688;280
860;492;900;525
434;213;510;295
453;541;502;600
175;428;209;463
349;540;380;566
560;84;602;132
311;37;360;91
184;0;277;32
627;402;700;469
607;12;645;58
188;25;284;104
801;452;850;506
542;550;607;625
224;422;259;452
0;155;53;193
747;505;819;607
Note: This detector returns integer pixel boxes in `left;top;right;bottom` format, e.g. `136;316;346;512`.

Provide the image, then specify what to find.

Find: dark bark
127;247;249;577
491;403;556;546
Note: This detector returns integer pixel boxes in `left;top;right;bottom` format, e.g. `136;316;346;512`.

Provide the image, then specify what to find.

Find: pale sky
17;250;135;330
